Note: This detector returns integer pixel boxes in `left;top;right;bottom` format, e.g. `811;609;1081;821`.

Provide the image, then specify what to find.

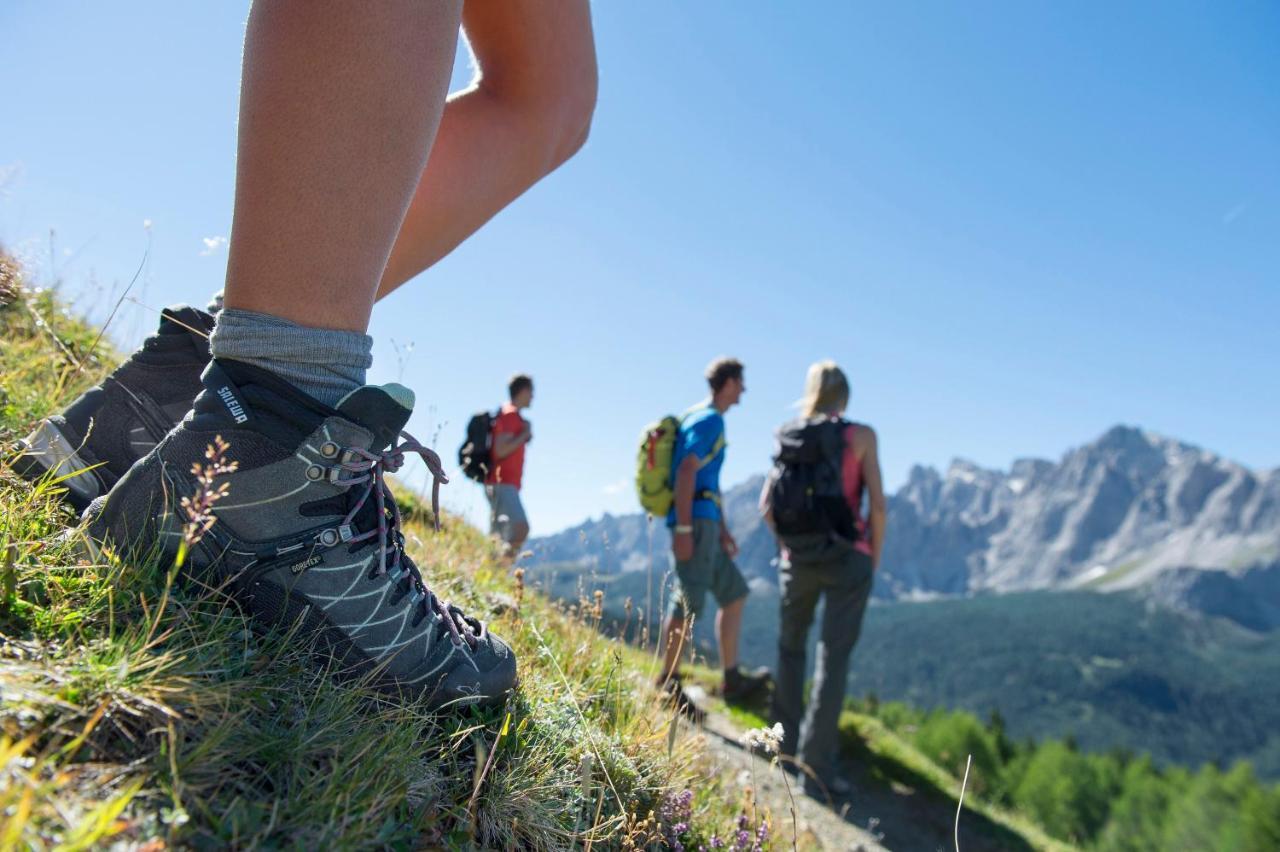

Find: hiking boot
14;305;214;511
83;357;517;710
722;664;772;703
656;674;706;724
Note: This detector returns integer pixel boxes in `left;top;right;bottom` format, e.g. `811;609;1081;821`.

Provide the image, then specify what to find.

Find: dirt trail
687;700;888;851
691;698;1036;852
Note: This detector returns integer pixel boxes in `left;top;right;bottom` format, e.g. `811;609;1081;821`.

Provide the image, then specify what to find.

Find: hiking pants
772;546;874;785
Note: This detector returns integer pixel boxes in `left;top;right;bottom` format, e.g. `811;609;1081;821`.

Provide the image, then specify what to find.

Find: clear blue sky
3;2;1278;534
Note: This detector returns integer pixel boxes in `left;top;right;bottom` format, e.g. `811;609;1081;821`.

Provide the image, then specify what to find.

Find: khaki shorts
669;517;749;621
486;483;527;544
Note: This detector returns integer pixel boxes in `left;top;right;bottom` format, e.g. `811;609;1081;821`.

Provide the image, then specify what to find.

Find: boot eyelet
319;529;339;546
319;441;340;458
306;464;325;482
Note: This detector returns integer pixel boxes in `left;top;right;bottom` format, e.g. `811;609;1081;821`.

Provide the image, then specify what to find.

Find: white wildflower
740;722;785;754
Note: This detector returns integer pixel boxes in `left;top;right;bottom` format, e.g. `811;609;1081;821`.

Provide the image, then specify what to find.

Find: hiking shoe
722;664;772;703
656;675;706;724
83;357;517;710
13;305;214;511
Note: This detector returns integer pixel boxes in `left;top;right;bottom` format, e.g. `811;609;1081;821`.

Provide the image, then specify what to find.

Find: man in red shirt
487;374;534;557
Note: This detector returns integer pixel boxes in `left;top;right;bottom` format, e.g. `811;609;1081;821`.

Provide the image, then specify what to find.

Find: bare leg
659;615;688;683
224;0;463;332
377;0;597;297
508;521;530;556
717;597;745;672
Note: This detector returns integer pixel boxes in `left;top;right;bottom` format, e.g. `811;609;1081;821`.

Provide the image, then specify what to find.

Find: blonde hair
800;360;849;417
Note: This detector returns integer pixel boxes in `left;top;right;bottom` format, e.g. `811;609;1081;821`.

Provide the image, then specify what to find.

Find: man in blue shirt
659;357;771;703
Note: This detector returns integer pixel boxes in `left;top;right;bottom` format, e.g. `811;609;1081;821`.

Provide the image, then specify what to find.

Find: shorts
486;483;527;543
669;517;750;621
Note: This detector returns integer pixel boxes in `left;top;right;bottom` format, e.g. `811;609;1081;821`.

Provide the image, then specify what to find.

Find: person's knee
816;636;858;663
778;607;815;653
662;615;688;645
720;594;746;617
510;520;530;547
557;82;597;164
778;626;808;654
554;54;598;164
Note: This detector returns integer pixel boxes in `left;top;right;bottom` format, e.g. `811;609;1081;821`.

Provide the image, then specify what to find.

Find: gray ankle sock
209;308;373;408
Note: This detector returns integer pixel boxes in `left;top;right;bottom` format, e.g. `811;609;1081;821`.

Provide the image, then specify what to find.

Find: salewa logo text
217;386;248;424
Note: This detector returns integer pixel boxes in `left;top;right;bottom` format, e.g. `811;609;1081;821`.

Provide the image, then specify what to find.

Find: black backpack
458;410;497;483
765;417;858;547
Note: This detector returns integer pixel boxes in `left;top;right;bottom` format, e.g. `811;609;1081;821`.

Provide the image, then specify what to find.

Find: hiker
486;374;534;558
657;357;771;704
17;1;597;710
761;360;886;797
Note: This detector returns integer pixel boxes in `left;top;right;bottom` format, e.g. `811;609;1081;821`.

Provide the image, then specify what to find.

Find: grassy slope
0;270;742;850
0;261;1060;851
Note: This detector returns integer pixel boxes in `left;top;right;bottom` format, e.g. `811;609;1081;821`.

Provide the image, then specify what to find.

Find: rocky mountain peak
527;425;1280;629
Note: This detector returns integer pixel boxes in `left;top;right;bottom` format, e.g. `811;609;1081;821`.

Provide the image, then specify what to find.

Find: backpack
765;416;858;547
635;415;682;517
458;410;497;483
635;411;727;517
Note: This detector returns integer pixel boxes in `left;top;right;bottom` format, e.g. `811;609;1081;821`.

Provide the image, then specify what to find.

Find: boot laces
332;431;479;648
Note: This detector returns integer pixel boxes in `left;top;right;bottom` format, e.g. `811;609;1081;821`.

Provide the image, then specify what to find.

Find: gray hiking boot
83;357;517;710
13;305;214;510
722;664;772;704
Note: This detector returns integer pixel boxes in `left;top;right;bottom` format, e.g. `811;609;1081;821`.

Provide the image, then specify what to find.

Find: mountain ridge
526;424;1280;629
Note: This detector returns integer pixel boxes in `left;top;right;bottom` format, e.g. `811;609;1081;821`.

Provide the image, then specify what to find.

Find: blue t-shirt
667;406;726;525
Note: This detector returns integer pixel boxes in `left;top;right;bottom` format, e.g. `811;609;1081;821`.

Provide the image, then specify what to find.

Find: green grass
0;259;759;850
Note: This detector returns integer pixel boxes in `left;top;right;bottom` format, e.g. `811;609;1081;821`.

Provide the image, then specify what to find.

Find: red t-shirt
486;403;527;489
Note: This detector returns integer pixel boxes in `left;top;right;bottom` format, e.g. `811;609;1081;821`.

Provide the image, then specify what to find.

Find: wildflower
739;722;785;755
0;253;18;308
513;567;526;612
754;818;771;850
659;789;695;849
178;435;238;558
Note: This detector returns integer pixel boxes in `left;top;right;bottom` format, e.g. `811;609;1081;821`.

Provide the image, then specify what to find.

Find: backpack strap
695;432;726;471
679;403;727;503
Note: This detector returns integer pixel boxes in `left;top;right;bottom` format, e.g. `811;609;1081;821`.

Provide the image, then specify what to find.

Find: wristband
674;525;694;534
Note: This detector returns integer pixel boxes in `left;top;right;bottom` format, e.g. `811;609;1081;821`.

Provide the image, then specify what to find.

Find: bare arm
758;476;775;533
492;426;529;460
378;0;598;296
670;454;699;561
859;426;887;569
673;454;698;528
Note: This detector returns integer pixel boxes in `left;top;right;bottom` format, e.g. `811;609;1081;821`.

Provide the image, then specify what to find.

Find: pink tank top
841;422;873;555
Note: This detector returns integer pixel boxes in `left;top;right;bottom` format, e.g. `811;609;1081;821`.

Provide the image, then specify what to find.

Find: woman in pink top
759;360;887;798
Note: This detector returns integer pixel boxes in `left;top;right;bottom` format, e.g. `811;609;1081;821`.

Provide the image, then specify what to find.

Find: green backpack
635;412;725;517
636;415;682;517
